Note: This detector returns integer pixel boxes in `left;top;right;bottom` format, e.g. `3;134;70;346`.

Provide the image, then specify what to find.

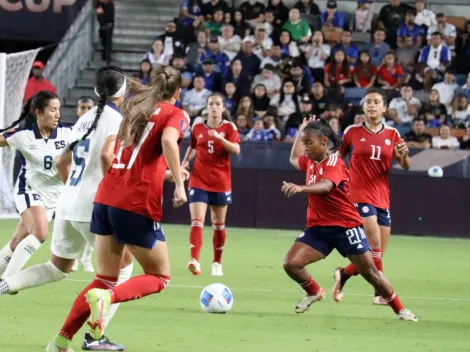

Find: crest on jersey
220;132;225;138
385;139;391;146
319;168;323;175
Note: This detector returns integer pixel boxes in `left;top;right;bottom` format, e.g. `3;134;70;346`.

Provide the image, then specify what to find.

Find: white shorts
50;218;94;260
14;191;55;222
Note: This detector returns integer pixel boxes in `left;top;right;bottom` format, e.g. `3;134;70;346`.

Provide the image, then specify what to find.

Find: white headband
94;78;127;98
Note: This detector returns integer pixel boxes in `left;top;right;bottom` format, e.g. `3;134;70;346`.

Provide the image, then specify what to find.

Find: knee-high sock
3;235;41;278
189;219;203;261
0;242;13;277
212;223;226;263
109;274;170;304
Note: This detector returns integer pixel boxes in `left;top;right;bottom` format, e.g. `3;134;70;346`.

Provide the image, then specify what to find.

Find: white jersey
6;124;73;209
55;103;123;222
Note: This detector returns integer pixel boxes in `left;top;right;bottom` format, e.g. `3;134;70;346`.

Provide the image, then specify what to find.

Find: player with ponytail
0;66;132;351
181;92;240;277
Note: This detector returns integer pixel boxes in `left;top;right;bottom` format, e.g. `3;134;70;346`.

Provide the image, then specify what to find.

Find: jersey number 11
370;145;381;161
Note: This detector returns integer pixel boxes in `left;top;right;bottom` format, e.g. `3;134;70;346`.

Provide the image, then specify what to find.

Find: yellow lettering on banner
0;0;76;13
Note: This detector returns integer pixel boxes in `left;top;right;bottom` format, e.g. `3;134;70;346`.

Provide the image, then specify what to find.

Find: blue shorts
188;187;232;206
90;203;166;249
355;203;391;227
295;225;369;258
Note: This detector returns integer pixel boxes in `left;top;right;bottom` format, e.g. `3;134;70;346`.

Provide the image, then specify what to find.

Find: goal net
0;49;40;218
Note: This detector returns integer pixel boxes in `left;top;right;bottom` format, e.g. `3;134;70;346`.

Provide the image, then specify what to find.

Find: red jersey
340;123;401;209
377;64;404;87
94;102;190;222
189;119;240;192
298;154;363;229
24;77;57;102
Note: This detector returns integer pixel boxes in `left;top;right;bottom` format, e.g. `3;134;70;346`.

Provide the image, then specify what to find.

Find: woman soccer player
282;117;417;321
181;92;240;276
0;91;72;279
46;65;190;352
332;89;411;305
1;66;135;351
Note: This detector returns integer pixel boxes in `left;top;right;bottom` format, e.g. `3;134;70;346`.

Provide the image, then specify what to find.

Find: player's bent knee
191;219;204;228
283;259;302;273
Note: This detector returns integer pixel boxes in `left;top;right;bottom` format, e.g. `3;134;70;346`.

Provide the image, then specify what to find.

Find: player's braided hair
68;66;125;151
207;92;232;122
0;91;59;134
304;118;343;153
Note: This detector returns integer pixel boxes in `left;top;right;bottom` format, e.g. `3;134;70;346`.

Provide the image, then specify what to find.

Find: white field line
64;279;470;302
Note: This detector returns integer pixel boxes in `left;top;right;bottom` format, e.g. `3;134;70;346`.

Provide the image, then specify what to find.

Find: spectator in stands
397;9;425;49
202;0;230;19
182;75;212;117
252;23;274;60
332;30;359;66
232;9;251;39
459;73;470;100
354;112;367;124
419;31;451;90
251;64;281;96
310;82;330;117
261;44;283;68
180;0;204;40
414;0;436;29
270;79;299;123
200;36;230;76
353;51;377;88
23;61;57;103
204;9;225;36
186;30;208;71
459;127;470;149
235;37;261;80
289;59;314;95
321;0;344;31
157;21;185;57
432;69;458;109
377;51;404;90
264;112;282;141
201;58;223;92
252;84;271;117
450;93;470;128
426;13;457;52
388;84;421;133
144;39;170;67
322;103;343;121
245;119;269;141
239;0;266;27
266;0;289;27
138;59;152;85
432;125;460;149
455;20;470;74
329;116;341;135
294;0;320;15
418;89;447;127
301;30;330;83
236;115;252;138
324;49;352;93
404;118;432;149
282;8;312;42
75;96;95;119
278;30;301;57
285;95;313;141
369;28;391;67
237;96;255;121
226;58;251;97
224;81;239;114
219;24;242;61
350;0;373;33
96;0;114;63
378;0;413;48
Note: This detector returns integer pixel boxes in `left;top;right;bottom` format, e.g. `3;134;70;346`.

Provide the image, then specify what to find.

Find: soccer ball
428;165;443;178
200;283;233;313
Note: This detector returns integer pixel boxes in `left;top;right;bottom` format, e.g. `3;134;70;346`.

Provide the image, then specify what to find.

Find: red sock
212;223;226;263
371;249;383;272
59;274;117;340
344;263;359;277
383;291;405;314
109;274;170;303
300;277;321;296
189;219;203;261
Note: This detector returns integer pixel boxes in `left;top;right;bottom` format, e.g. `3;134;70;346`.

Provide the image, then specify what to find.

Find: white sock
80;243;94;265
3;260;68;293
0;242;13;277
2;235;41;278
102;261;134;330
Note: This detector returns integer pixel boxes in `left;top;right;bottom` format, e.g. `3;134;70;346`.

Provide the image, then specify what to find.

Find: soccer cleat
71;260;79;272
397;309;418;322
373;295;389;306
211;262;223;276
187;259;201;275
46;336;74;352
0;279;9;295
85;288;111;340
332;267;348;302
82;332;125;351
294;288;325;314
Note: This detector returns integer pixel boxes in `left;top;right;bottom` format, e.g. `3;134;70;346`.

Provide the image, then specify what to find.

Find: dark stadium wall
162;170;470;238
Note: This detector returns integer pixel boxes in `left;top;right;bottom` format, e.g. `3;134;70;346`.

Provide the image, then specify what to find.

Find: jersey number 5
370;145;381;161
114;122;155;169
70;139;90;186
207;140;214;153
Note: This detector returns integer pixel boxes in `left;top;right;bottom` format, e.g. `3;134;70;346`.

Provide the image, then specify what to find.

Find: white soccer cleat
373;296;389;306
45;341;73;352
71;260;79;272
81;261;95;273
332;267;344;302
187;259;201;276
397;309;418;322
211;262;223;276
294;288;325;314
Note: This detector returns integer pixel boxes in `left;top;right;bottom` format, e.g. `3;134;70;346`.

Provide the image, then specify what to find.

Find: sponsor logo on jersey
198;134;203;138
360;137;366;142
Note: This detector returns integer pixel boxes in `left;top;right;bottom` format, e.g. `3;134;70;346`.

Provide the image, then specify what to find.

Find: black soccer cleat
82;332;125;351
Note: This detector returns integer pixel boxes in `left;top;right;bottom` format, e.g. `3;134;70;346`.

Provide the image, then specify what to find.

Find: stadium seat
345;88;366;105
324;30;342;45
425;127;466;138
446;16;466;31
341;12;351;30
352;32;372;43
456;74;467;86
301;14;322;31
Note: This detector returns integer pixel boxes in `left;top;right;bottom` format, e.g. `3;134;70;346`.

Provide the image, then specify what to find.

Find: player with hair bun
181;92;240;277
282;117;417;321
46;65;190;351
332;89;411;305
0;91;72;280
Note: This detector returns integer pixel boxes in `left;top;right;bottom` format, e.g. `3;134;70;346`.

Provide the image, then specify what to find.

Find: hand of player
395;138;409;157
299;116;316;132
281;181;302;198
182;169;190;181
173;183;187;208
208;129;222;140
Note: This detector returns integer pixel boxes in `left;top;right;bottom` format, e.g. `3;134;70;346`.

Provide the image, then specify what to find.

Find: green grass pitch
0;220;469;352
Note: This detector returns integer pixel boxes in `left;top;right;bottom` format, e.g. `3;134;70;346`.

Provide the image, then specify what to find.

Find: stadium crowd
127;0;470;149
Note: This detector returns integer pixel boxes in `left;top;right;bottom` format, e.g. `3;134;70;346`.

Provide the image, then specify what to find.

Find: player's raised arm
289;116;314;170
